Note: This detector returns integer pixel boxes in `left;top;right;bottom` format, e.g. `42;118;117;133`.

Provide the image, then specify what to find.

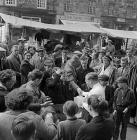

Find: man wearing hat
6;45;22;72
99;55;117;85
113;77;136;140
18;36;26;59
30;47;47;71
117;57;130;78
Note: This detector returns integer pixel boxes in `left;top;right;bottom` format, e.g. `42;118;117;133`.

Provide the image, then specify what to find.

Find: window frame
37;0;47;9
5;0;17;6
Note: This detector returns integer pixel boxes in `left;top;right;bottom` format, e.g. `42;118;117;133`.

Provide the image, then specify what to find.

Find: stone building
0;0;56;24
101;0;137;30
54;0;137;30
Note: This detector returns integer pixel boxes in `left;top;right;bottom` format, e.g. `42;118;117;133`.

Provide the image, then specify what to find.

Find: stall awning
0;13;104;34
60;20;100;27
0;13;53;29
102;28;137;40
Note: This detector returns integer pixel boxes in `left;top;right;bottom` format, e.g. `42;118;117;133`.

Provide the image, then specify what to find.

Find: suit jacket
75;116;114;140
105;85;115;113
6;53;22;72
117;66;130;78
0;111;55;140
20;60;34;84
30;54;46;71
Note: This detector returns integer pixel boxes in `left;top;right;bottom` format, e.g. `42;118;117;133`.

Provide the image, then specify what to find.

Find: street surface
125;125;137;140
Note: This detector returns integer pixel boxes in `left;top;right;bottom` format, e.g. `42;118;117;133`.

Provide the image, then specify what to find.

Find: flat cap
36;47;44;52
103;55;112;61
116;77;128;84
98;75;109;81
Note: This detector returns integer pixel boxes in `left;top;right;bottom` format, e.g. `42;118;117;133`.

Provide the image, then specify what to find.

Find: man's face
38;51;44;57
103;58;110;67
81;60;88;69
29;47;35;55
12;47;19;56
25;53;32;61
121;61;127;68
44;65;53;72
126;50;132;57
6;76;16;90
85;78;94;89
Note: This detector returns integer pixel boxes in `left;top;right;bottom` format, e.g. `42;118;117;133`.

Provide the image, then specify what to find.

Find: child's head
11;116;36;140
117;77;128;89
63;101;79;117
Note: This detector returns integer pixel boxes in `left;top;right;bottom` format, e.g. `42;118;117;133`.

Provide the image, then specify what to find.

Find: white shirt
82;83;105;99
99;65;113;77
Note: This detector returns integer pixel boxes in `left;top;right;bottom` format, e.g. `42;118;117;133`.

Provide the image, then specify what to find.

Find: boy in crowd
11;116;36;140
54;100;85;140
113;77;136;140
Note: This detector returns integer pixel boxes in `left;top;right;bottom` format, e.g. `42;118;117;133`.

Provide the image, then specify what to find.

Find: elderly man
6;45;22;72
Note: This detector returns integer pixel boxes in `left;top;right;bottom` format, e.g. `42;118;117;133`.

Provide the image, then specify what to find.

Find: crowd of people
0;37;136;140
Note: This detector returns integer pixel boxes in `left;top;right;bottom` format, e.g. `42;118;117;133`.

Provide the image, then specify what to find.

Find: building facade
54;0;137;30
101;0;137;30
0;0;56;24
0;0;57;43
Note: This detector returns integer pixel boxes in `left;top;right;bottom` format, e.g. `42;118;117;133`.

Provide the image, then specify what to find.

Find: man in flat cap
99;55;117;85
18;36;26;59
30;47;47;71
113;77;136;140
117;57;130;78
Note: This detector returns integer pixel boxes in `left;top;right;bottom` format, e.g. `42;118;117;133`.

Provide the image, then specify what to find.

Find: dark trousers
113;108;130;140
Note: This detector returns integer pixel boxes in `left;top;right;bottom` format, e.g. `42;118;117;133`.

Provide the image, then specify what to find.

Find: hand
40;100;53;108
113;110;117;116
56;68;62;75
123;107;128;114
44;113;54;124
77;87;83;95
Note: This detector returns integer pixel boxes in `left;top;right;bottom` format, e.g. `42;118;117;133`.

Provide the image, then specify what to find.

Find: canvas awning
102;28;137;40
0;13;104;34
60;20;100;27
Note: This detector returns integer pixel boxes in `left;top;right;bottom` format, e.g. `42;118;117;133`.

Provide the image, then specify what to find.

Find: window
22;16;41;22
37;0;47;9
88;1;96;14
5;0;17;6
64;0;72;12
